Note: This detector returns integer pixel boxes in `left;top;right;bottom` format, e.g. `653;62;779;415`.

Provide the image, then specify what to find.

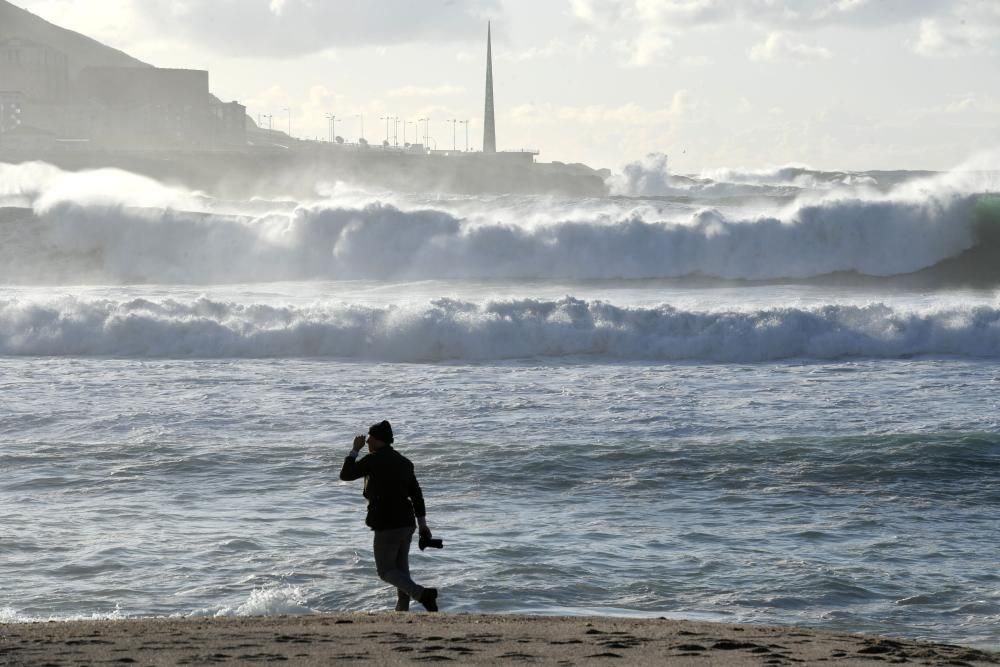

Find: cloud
501;39;568;62
14;0;145;48
508;96;693;128
680;54;713;66
587;0;946;30
914;6;1000;57
668;89;694;115
913;94;1000;115
243;85;293;116
387;85;464;98
749;32;832;62
621;26;674;66
105;0;500;57
948;95;1000;113
569;0;628;25
499;36;598;62
571;0;997;65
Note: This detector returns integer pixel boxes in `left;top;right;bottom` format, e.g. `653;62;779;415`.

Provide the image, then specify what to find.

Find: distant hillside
0;0;149;74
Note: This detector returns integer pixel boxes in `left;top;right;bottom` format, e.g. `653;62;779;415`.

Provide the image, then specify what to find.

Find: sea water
1;159;998;649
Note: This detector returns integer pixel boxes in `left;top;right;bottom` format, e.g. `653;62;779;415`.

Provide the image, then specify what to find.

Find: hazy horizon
8;0;999;173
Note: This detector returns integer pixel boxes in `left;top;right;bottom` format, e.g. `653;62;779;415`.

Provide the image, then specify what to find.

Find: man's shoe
418;587;438;612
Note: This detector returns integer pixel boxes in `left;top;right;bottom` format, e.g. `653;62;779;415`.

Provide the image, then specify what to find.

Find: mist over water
2;157;999;285
2;156;999;650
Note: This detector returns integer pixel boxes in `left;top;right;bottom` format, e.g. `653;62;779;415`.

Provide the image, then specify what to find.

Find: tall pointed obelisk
483;21;497;154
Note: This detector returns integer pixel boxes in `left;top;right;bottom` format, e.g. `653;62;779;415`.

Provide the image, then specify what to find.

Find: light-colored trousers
373;525;424;610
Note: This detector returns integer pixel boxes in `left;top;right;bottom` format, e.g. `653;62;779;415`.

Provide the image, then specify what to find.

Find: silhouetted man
339;420;438;612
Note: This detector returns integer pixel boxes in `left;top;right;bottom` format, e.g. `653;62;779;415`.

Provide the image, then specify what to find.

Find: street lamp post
460;120;469;151
449;119;457;151
325;113;337;142
380;115;390;145
418;118;429;147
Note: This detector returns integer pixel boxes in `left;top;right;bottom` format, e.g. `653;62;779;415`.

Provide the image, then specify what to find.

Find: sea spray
204;587;314;618
3;160;996;283
0;196;985;283
608;153;674;196
0;161;201;212
2;295;1000;361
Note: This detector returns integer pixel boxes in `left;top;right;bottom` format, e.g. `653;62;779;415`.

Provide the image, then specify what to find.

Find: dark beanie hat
368;420;394;444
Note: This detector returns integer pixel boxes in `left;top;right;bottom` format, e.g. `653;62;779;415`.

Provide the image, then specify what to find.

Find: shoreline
1;613;997;666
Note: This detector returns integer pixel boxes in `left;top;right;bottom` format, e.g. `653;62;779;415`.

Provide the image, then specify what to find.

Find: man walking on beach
340;420;439;612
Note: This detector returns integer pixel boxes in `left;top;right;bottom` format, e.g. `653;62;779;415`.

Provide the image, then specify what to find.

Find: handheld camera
418;535;444;551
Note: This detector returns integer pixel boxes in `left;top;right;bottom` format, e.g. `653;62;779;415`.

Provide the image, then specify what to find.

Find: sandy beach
1;614;997;666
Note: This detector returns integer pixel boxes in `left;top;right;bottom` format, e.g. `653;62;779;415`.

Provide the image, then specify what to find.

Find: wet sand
1;613;997;665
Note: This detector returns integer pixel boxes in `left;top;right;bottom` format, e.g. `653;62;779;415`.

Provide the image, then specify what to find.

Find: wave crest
3;296;999;361
1;160;997;284
0;194;987;283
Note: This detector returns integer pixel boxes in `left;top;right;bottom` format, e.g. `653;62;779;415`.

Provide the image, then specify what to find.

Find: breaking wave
2;159;999;284
608;153;675;196
2;296;999;361
698;165;878;188
608;154;890;198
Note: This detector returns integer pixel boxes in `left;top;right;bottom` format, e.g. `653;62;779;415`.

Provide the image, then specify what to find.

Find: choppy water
1;158;999;650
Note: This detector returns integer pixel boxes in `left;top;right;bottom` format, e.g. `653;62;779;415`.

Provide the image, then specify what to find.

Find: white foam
0;603;127;624
608;153;675;196
700;164;830;187
2;295;999;361
609;156;879;197
0;161;202;212
0;193;985;283
1;159;996;284
198;586;314;617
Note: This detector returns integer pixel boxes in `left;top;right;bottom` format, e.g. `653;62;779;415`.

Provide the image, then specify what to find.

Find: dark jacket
339;446;426;531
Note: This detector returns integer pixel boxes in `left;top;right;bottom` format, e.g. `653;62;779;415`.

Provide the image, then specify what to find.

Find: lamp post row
259;109;472;151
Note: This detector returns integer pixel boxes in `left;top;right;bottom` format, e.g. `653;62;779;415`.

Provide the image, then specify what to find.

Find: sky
13;0;1000;174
